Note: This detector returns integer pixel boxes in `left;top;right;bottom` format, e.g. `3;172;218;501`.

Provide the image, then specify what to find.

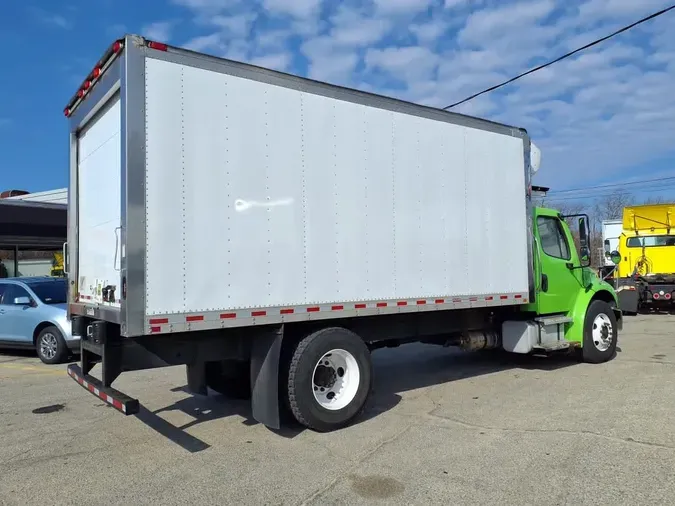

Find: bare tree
593;190;634;221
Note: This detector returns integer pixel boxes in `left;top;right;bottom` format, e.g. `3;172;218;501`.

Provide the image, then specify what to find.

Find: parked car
0;277;78;364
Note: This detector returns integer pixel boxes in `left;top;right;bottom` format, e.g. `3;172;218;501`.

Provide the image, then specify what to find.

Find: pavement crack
297;424;413;505
422;412;675;450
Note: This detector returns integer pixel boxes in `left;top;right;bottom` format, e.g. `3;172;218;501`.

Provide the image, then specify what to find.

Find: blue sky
1;0;674;204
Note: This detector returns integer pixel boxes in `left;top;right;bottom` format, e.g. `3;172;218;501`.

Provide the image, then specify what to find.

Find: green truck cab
518;205;622;363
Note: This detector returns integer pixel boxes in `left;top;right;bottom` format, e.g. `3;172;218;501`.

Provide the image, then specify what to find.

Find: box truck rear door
76;92;122;307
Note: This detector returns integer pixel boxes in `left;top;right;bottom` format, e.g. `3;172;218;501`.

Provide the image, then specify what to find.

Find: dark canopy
0;199;67;249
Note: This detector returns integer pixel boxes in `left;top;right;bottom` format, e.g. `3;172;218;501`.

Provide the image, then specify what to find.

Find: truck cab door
535;214;583;316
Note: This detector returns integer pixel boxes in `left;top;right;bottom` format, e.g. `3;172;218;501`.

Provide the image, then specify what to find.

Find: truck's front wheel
582;300;618;363
285;327;372;432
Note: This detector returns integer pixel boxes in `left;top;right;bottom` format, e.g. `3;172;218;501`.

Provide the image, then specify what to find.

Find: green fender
564;282;621;346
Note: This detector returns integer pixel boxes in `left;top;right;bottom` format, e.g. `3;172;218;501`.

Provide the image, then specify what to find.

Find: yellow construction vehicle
605;203;675;313
51;251;65;277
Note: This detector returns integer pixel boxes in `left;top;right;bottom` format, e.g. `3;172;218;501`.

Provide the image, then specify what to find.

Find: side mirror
609;250;621;265
578;217;588;247
14;296;31;306
580;246;591;267
603;239;610;255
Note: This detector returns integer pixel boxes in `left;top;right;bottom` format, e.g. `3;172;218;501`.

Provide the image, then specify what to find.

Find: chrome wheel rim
591;314;613;352
40;333;58;360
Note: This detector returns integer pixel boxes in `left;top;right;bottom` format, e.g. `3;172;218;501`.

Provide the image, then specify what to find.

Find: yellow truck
605;203;675;313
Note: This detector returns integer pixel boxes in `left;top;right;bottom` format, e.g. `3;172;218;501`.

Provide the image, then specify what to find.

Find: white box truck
63;35;622;432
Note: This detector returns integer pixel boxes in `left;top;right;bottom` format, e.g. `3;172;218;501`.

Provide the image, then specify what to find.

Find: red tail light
147;41;168;51
64;39;124;118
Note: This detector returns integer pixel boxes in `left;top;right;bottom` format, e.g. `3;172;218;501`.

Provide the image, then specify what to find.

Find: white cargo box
66;35;534;337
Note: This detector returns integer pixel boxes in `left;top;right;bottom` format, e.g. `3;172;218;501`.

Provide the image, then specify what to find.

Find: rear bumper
67;363;139;415
65;335;81;351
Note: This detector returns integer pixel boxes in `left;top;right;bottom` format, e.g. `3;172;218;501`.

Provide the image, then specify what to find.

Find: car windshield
27;279;67;304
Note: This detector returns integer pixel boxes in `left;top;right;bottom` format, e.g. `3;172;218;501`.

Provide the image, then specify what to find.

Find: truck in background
63;35;622;432
605;203;675;314
599;219;622;280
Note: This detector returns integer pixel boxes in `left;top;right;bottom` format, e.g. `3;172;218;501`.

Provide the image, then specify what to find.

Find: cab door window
537;216;571;260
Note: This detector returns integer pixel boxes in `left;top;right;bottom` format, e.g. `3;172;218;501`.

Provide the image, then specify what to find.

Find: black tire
285;327;372;432
205;360;251;399
582;300;618;364
35;326;68;365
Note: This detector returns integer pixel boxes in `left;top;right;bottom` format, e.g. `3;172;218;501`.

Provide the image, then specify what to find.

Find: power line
546;185;675;202
443;4;675;110
547;176;675;195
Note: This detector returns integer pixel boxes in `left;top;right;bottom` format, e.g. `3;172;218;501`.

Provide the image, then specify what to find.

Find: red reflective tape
470;297;478;302
149;318;168;325
220;313;236;319
515;294;522;299
150;326;161;333
251;311;267;317
186;315;204;322
112;398;124;411
397;301;408;306
435;299;445;304
416;300;426;305
355;303;367;309
331;305;344;311
453;298;462;303
307;307;320;312
485;296;494;301
377;302;387;308
500;295;508;300
280;308;294;315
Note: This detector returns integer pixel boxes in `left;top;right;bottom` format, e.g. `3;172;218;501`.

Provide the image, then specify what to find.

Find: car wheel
36;326;68;365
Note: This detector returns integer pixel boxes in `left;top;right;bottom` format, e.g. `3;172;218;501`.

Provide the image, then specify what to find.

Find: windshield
27;279;67;304
626;235;675;248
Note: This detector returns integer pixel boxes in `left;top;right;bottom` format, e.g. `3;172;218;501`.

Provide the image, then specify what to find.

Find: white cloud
142;21;173;42
263;0;322;18
459;0;556;45
249;52;293;71
444;0;478;8
210;13;259;38
373;0;434;14
30;7;72;29
410;20;449;43
170;0;675;191
184;33;223;52
366;46;440;83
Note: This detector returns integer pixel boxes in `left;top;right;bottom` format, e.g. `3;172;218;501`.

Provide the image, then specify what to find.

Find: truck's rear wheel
286;327;372;432
205;360;251;399
582;300;618;363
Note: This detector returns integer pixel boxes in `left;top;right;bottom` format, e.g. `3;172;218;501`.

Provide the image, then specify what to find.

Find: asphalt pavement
1;314;674;505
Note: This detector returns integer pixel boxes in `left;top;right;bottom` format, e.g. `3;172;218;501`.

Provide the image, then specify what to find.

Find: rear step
67;363;139;415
